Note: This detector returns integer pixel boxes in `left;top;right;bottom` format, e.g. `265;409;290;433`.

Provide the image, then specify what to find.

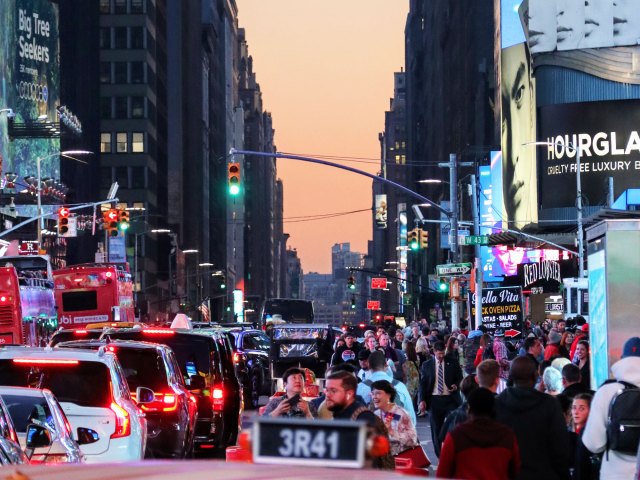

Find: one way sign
436;263;472;276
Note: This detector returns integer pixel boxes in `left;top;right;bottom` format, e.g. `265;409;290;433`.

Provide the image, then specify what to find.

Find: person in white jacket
582;336;640;480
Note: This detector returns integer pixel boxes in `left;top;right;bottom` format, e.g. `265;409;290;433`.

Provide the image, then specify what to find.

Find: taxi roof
0;346;115;363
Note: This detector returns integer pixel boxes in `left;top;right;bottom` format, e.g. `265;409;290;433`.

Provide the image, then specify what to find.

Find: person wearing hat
492;329;511;381
356;348;372;382
544;329;563;361
582;337;640;480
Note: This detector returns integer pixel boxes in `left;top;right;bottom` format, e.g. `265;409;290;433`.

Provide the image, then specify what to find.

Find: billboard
521;0;637;54
501;42;538;230
537;99;640;209
0;0;60;195
471;286;524;338
374;194;387;229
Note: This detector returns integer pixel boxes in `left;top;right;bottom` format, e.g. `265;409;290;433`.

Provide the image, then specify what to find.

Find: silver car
0;387;83;464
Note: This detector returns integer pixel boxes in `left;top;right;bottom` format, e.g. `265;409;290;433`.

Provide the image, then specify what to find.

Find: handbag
395;444;431;468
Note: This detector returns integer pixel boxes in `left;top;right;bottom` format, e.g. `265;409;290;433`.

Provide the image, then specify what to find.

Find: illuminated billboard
537;99;640;209
500;42;538;231
0;0;60;191
521;0;637;54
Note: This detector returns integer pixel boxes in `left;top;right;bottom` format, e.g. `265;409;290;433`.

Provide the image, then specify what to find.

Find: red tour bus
53;264;134;327
0;263;57;346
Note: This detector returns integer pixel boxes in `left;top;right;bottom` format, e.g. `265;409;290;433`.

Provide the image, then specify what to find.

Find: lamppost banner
537;99;640;209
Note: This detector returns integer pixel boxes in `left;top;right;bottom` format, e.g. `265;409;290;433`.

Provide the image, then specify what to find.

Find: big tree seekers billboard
538;99;640;209
471;287;524;339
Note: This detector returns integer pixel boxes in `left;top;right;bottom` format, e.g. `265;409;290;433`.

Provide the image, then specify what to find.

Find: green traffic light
119;222;129;231
439;282;448;292
220;283;226;289
409;241;419;250
229;185;240;195
348;284;355;290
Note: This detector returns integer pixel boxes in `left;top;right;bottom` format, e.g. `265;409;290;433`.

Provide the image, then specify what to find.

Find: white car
0;386;83;463
0;347;147;463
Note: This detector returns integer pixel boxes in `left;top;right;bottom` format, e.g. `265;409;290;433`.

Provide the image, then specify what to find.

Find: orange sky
236;0;409;274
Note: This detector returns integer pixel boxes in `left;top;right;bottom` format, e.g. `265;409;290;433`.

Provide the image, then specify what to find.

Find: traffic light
347;275;356;290
57;207;70;236
102;209;119;237
438;278;449;293
420;229;429;249
118;209;130;231
228;162;241;195
350;295;356;309
408;228;420;250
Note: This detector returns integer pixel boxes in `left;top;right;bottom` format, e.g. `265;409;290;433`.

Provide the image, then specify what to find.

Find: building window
114;27;127;48
132;132;145;153
115;167;128;188
130;27;144;48
99;62;111;84
131;97;145;118
99;0;110;14
115;97;128;119
100;97;112;119
130;62;144;84
114;0;127;14
99;28;111;49
100;133;112;153
116;132;128;153
114;62;127;83
130;0;144;13
131;167;146;188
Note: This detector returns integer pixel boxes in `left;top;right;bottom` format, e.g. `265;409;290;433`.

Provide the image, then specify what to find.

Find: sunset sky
236;1;409;274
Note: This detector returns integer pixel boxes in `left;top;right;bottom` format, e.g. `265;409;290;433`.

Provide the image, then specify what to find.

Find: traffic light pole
229;149;452;217
470;174;483;330
0;198;119;239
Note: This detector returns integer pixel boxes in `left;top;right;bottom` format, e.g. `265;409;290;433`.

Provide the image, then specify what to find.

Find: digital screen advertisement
0;0;60;199
537;99;640;209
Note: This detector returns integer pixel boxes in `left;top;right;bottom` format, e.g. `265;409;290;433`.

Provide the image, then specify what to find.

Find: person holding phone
261;367;316;419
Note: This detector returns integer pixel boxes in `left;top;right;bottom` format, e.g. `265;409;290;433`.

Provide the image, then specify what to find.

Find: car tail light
233;352;246;364
74;330;88;335
139;392;178;413
110;402;131;438
12;358;79;366
0;295;12;303
142;329;175;335
212;386;224;412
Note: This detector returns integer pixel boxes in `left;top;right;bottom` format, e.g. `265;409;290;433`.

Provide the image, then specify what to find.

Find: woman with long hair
574;340;590;389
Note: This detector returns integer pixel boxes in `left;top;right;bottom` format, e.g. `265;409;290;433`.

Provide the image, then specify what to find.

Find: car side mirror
189;375;205;390
77;427;100;445
136;386;155;404
26;424;52;449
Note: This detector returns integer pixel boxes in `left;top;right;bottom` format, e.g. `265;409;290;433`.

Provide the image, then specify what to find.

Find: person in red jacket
544;329;562;361
436;387;521;480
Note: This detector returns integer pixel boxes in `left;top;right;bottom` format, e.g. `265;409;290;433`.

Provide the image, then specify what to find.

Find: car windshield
0;360;112;408
113;348;169;392
2;394;54;433
107;332;212;378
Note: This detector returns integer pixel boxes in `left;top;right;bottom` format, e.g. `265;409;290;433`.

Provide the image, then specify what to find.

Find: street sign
436;263;472;276
253;418;366;468
370;277;387;289
18;241;39;256
462;235;490;246
366;300;381;310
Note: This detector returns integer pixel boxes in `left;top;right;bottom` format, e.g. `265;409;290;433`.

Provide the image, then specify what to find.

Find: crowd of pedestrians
260;316;640;479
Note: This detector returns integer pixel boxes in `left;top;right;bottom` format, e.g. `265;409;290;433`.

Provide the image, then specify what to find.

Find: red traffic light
58;207;70;218
106;209;118;222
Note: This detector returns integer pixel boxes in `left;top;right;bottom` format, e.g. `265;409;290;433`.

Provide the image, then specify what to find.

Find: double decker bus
53;264;134;327
0;255;57;346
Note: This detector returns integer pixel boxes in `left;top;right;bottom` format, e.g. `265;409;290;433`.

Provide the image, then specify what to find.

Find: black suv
56;339;198;458
225;328;272;409
101;328;242;455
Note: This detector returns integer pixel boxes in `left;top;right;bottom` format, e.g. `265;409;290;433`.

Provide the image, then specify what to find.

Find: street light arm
229;148;452;217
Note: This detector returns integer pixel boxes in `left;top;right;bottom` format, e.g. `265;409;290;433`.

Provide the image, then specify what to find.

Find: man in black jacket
418;341;463;457
560;363;592;399
495;356;570;480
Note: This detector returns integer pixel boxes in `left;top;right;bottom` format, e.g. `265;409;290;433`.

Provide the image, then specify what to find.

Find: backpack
363;378;407;411
350;406;394;470
605;380;640;456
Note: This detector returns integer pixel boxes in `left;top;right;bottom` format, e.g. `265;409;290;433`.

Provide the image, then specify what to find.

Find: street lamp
522;140;584;278
35;150;92;245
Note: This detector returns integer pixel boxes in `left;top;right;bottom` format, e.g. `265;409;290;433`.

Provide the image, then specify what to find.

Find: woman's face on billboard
557;0;585;50
528;0;558;53
581;0;614;48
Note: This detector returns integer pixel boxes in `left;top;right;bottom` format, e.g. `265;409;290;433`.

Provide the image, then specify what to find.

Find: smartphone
287;394;301;407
